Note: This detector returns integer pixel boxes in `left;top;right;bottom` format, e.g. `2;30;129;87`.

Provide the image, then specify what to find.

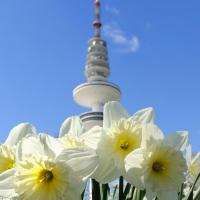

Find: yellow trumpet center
39;169;54;183
146;145;187;192
16;156;69;199
120;140;129;150
110;119;141;157
152;161;165;173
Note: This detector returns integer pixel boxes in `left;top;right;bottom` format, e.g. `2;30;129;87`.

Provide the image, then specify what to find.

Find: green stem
129;186;135;200
139;190;146;199
113;184;118;199
194;173;200;189
185;172;200;200
102;184;110;200
178;184;184;200
92;179;101;200
81;189;85;200
119;176;124;200
122;183;131;200
194;186;200;200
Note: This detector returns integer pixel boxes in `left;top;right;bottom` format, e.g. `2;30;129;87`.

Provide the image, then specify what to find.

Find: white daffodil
0;123;36;174
0;123;36;198
59;116;101;151
84;101;155;183
125;124;189;200
6;133;97;200
186;144;200;188
59;116;85;148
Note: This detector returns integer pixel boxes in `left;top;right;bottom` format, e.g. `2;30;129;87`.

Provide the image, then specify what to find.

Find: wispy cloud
103;24;140;53
105;5;120;15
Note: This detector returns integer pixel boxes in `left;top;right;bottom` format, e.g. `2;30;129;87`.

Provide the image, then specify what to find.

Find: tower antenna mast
93;0;102;37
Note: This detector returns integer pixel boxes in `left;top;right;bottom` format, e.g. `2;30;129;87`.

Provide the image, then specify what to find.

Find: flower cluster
0;102;199;200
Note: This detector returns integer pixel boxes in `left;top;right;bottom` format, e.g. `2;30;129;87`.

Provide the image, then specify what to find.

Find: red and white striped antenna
93;0;102;37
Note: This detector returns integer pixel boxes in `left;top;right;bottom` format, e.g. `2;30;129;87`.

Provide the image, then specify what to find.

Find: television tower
73;0;121;130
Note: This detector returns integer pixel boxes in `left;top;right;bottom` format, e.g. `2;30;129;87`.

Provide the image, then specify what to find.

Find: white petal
16;135;42;161
124;149;144;189
0;169;17;198
57;148;98;180
157;190;177;200
165;131;189;151
141;124;164;148
65;188;82;200
92;157;120;184
59;116;83;137
39;133;64;158
81;126;103;150
0;169;15;189
193;152;200;169
144;190;156;200
125;149;144;171
130;107;155;124
5;123;36;146
17;134;64;161
103;101;129;129
186;144;192;166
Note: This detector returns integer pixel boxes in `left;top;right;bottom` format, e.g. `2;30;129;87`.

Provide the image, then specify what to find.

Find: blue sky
0;0;199;152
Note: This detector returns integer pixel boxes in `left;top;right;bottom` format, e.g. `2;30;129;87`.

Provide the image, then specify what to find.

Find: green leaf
121;183;131;200
112;184;118;199
178;184;184;200
119;176;124;200
184;173;200;200
132;189;145;200
81;189;85;200
187;191;193;200
194;186;200;200
102;184;110;200
92;179;101;200
126;187;135;200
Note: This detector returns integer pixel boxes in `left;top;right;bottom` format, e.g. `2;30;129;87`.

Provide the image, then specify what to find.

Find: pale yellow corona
145;145;187;191
109;119;141;158
189;155;200;182
60;135;84;148
190;163;198;178
15;155;69;199
0;145;15;173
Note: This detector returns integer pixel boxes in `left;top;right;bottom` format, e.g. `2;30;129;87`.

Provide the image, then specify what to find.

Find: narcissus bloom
59;116;85;148
2;134;98;200
0;123;36;174
59;116;101;151
186;144;200;188
84;101;155;183
0;123;36;198
125;124;188;200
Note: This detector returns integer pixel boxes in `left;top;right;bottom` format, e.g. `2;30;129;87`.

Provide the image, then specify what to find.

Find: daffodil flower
59;116;101;151
186;144;200;188
59;116;85;148
7;133;97;200
0;123;36;198
84;101;155;183
125;123;189;200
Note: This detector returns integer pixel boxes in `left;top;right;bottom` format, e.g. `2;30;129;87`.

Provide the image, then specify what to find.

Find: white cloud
103;24;140;53
105;5;120;15
129;36;140;52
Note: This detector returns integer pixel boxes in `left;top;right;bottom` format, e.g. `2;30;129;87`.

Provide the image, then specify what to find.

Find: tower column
73;0;121;130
